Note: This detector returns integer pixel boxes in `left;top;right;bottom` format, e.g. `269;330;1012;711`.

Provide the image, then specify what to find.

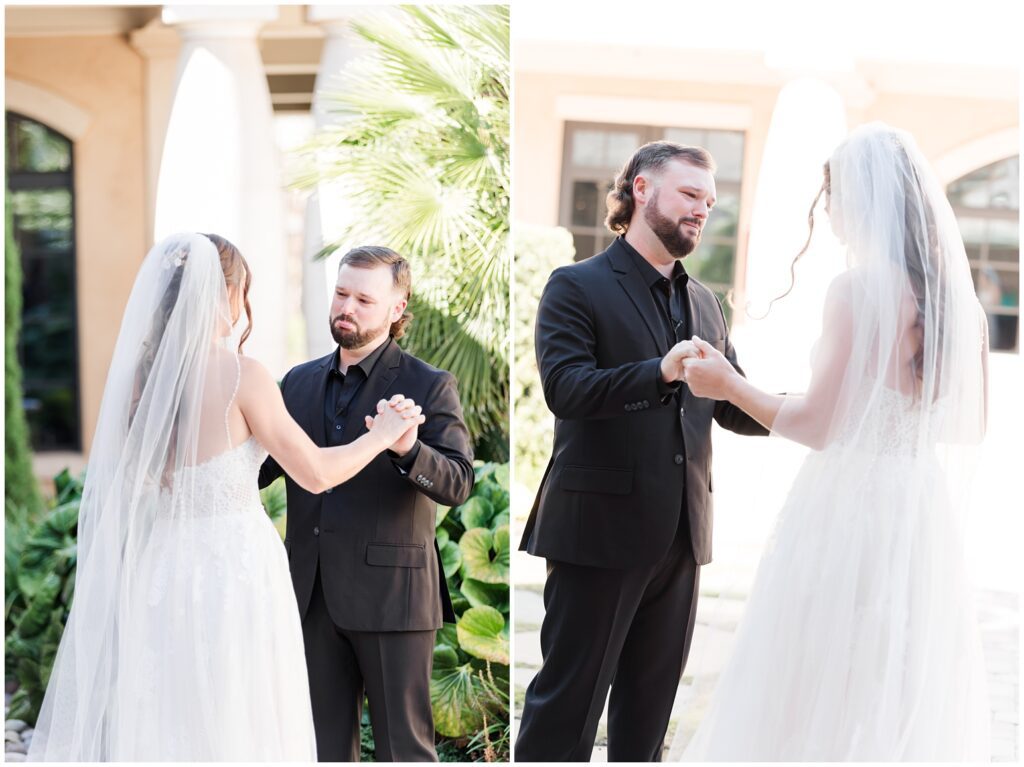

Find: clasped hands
364;394;424;455
660;336;737;401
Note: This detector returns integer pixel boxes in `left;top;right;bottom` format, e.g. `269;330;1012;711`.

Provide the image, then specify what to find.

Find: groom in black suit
259;246;474;762
515;142;768;761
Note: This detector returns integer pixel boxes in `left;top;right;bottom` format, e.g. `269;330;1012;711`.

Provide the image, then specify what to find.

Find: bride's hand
366;395;424;445
680;337;737;400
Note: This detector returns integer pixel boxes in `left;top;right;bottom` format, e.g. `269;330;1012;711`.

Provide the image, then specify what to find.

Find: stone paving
512;549;1019;762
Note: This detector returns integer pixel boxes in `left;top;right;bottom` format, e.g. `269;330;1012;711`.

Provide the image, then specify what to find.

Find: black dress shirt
619;237;690;400
324;336;420;470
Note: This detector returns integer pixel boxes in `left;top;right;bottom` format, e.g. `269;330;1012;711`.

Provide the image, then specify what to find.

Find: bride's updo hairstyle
202;233;253;352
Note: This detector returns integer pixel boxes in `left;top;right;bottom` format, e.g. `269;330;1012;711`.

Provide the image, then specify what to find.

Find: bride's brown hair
202;233;253;353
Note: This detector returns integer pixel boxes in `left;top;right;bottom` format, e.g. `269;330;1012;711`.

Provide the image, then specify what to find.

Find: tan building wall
514;52;1018;312
7;34;148;473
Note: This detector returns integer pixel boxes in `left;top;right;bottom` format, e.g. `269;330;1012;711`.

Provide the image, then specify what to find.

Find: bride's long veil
29;233;243;760
686;124;990;760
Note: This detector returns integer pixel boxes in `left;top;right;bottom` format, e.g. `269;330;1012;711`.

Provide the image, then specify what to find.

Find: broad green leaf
457;496;494;530
459;578;509;612
435;527;450;549
440;539;463;579
430;662;487;737
433;643;459;669
459;525;509;585
456;605;508;664
492;463;510;490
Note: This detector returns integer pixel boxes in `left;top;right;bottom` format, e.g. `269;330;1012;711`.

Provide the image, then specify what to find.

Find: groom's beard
331;313;390;349
644;192;701;259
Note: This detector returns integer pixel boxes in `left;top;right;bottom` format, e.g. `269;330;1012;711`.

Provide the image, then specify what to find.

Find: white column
301;7;371;359
155;5;288;376
129;18;180;248
730;78;849;393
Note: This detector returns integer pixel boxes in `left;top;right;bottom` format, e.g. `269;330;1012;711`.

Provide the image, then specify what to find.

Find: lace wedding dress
683;384;990;761
112;436;317;760
29;234;316;761
684;124;991;761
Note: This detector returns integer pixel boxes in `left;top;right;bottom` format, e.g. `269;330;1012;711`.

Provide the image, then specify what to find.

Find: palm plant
295;5;510;461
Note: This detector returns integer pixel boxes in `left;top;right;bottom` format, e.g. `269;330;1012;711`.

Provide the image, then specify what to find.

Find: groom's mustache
678;217;702;235
332;314;358;330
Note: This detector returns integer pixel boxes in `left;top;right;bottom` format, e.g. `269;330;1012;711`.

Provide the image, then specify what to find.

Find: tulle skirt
111;507;317;761
684;446;990;761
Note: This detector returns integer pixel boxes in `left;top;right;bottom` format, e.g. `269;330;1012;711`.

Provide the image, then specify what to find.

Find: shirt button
313;526;320;536
674;454;684;465
325;487;333;494
335;424;342;430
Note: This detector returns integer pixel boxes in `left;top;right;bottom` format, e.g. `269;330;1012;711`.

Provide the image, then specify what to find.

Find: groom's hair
338;246;413;339
605;142;716;235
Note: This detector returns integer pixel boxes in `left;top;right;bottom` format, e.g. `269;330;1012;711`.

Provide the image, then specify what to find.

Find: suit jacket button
643;400;649;407
680;407;685;417
313;526;320;536
624;404;630;411
673;454;684;465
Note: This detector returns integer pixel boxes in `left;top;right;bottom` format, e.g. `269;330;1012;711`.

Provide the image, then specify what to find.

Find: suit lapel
310;352;334;446
608;241;669;357
341;339;402;444
686;279;705;341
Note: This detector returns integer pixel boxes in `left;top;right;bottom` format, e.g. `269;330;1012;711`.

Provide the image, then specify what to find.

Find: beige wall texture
7;34;148;470
514;52;1018;307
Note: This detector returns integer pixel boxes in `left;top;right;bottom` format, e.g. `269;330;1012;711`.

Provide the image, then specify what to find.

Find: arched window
947;156;1019;352
6;112;79;450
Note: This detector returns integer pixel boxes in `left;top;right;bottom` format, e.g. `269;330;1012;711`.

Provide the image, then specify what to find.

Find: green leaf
459;578;509;612
433;643;459;669
440;539;463;579
456;605;508;664
457;495;494;530
459;524;509;585
430;662;487;738
492;463;510;491
435;527;450;549
435;504;451;528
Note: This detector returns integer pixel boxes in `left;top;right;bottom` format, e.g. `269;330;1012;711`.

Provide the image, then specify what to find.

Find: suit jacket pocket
559;465;633;495
366;542;427;568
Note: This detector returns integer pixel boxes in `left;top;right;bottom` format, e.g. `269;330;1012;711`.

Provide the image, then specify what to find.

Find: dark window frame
6;110;81;451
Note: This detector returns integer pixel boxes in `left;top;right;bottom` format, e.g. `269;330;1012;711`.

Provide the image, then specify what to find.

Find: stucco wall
7;34;147;459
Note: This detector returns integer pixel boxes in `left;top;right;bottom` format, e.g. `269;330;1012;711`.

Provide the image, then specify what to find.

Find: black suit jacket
520;239;768;569
259;340;474;632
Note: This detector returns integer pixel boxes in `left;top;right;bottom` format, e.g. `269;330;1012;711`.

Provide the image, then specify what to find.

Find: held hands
679;337;737;401
364;394;423;454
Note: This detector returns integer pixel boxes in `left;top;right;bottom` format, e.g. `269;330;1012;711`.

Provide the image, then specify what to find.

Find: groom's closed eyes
336;289;376;306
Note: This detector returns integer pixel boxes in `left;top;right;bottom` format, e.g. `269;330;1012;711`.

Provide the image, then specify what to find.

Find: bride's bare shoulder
236;355;278;398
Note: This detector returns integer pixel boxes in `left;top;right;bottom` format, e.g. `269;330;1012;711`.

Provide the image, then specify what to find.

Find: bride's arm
236;357;423;493
684;274;854;448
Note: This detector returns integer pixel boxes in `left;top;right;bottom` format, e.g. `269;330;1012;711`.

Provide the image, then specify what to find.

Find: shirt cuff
389;440;422;474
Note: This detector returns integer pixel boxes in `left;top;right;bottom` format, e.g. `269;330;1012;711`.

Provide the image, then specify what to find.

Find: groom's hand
364;399;420;456
660;340;701;383
681;336;738;400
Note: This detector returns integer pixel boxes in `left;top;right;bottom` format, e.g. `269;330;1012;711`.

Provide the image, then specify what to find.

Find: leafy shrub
431;461;511;761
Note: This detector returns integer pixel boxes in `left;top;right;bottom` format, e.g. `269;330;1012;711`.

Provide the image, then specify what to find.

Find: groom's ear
391;297;408;322
633;173;648;205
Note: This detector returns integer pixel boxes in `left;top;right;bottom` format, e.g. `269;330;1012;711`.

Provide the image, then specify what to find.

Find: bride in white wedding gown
28;233;425;761
680;123;991;761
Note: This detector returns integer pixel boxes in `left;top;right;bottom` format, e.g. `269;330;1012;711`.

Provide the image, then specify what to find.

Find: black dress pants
303;567;438;762
516;523;701;762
